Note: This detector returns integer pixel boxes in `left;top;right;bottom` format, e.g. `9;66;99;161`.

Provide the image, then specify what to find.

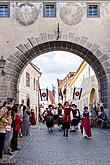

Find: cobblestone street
9;124;110;165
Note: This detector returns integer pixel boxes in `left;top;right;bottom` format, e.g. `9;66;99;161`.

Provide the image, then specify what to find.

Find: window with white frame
87;4;100;17
43;3;56;17
0;3;10;17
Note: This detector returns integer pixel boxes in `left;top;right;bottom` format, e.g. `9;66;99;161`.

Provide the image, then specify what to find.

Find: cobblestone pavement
9;124;110;165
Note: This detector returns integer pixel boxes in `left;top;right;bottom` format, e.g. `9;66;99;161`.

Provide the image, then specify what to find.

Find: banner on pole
40;88;48;101
73;87;82;100
63;85;67;96
58;88;63;100
52;84;55;97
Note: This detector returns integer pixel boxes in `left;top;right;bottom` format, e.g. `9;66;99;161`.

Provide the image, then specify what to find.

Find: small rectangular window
43;3;56;17
34;78;36;90
87;3;100;18
0;3;10;17
36;80;38;90
26;72;30;87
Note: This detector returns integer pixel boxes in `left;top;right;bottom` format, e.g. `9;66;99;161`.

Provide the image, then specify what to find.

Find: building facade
58;61;99;111
57;72;75;104
69;61;99;111
0;1;110;115
18;63;41;121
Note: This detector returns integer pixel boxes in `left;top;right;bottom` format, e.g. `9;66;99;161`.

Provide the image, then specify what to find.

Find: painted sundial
16;3;39;26
60;3;84;25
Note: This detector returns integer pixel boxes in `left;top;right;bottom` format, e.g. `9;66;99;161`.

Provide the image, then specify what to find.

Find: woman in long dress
22;106;30;136
30;109;36;125
81;106;92;139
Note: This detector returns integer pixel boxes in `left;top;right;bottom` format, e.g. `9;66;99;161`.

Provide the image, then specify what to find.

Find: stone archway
4;32;110;115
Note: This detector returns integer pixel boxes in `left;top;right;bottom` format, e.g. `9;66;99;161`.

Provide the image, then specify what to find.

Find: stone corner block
94;49;104;58
28;37;37;47
73;36;80;44
24;42;33;50
17;44;28;54
79;36;88;46
90;42;100;53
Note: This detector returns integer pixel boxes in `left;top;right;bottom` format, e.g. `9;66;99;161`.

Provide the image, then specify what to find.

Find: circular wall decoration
60;3;84;25
16;3;39;26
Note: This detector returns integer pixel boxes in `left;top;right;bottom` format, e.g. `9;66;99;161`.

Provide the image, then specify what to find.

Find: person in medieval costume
46;105;54;133
52;106;58;125
30;109;36;125
80;106;92;139
62;102;72;137
42;108;48;124
70;104;80;132
57;103;63;131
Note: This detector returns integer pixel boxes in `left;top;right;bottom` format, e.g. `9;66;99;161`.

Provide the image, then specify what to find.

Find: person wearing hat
0;107;9;160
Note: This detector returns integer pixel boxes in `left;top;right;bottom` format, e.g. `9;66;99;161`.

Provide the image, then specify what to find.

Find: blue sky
32;51;83;90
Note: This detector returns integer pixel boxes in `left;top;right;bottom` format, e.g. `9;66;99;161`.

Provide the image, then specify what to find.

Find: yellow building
58;61;99;111
68;61;99;110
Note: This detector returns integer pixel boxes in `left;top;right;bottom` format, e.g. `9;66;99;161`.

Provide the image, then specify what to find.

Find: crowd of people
90;104;107;128
0;102;36;161
0;100;107;161
41;102;108;138
42;102;92;138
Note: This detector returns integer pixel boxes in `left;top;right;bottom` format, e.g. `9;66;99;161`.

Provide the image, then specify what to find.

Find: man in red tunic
62;102;71;137
57;103;63;131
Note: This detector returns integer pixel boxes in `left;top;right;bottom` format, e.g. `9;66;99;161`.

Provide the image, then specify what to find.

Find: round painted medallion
16;3;39;26
60;3;84;25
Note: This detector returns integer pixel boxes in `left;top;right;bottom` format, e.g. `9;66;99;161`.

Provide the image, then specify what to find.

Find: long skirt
62;122;70;129
71;118;79;127
22;119;30;136
30;115;36;125
46;116;54;128
81;118;92;137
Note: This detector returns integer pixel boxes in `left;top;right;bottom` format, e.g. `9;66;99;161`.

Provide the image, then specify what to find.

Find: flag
40;88;48;101
63;85;67;96
73;87;82;100
58;88;63;100
52;84;55;97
